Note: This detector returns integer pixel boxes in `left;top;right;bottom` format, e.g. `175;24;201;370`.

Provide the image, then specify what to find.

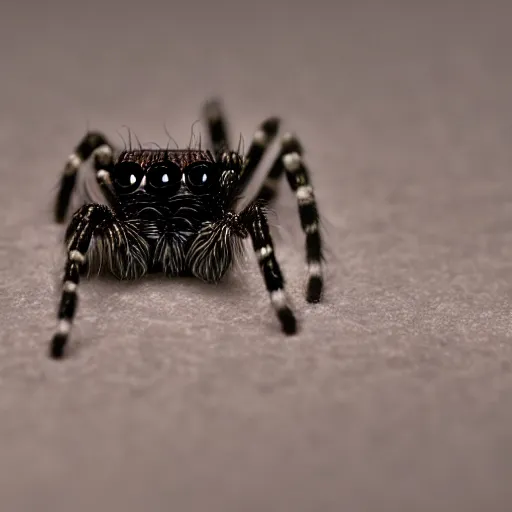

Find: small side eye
112;161;144;194
184;161;220;193
146;161;182;195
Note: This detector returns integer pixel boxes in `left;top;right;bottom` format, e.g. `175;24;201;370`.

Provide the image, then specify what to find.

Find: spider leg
240;202;297;334
202;99;280;190
259;133;323;303
94;163;120;211
51;204;114;358
256;133;303;203
203;99;231;159
50;203;148;359
185;202;296;334
238;117;280;191
54;131;115;223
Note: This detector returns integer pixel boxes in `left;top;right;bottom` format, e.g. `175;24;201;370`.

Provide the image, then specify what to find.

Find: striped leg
94;152;120;211
50;204;117;359
238;117;280;190
54;131;114;223
240;203;297;334
203;99;231;159
256;133;303;203
281;135;324;303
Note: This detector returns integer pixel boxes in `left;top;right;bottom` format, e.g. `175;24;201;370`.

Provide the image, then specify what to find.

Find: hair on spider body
50;100;324;359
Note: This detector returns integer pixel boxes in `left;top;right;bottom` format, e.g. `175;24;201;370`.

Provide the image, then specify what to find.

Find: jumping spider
50;99;324;359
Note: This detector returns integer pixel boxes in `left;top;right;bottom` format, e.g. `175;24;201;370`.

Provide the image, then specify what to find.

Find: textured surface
1;1;512;510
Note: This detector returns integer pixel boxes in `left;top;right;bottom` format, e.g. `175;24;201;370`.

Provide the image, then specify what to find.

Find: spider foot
278;306;298;335
306;276;323;303
306;260;323;303
49;333;67;359
269;289;298;335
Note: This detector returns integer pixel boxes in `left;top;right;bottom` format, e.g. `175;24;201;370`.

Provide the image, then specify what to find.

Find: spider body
50;100;324;359
82;148;241;281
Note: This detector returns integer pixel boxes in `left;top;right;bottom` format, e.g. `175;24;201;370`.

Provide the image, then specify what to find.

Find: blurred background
1;0;512;510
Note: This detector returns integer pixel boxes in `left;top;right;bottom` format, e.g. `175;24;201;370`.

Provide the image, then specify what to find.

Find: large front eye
184;161;220;193
112;161;144;194
146;161;182;195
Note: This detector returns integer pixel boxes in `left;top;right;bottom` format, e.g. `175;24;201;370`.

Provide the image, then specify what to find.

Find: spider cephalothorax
50;99;324;359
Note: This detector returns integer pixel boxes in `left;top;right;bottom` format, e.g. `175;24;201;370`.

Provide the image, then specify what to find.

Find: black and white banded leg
51;204;117;358
238;117;280;190
203;99;231;160
280;136;323;303
240;203;297;334
187;204;297;334
94;162;119;210
54;131;114;222
256;132;303;203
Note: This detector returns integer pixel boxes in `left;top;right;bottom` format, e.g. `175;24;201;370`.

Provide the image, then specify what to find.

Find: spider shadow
88;266;253;300
50;269;252;358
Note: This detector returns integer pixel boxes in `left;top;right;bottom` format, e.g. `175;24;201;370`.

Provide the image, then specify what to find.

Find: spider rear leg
203;99;231;159
281;136;324;303
238;117;280;190
54;131;115;223
256;133;303;203
50;203;148;359
202;99;280;190
257;133;324;303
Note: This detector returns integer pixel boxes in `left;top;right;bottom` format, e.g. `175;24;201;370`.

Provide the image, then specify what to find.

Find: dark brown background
1;1;512;510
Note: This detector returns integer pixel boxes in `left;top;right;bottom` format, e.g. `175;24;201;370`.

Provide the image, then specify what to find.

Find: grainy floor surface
1;1;512;510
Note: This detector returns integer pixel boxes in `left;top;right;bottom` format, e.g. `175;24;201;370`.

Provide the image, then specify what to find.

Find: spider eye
112;161;144;193
146;161;182;194
184;161;220;193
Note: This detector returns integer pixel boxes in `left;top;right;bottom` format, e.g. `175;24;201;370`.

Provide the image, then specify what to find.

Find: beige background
1;0;512;510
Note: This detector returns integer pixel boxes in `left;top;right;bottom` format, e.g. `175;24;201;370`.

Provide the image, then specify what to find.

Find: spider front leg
51;204;117;358
49;203;149;359
188;203;297;334
242;202;297;333
55;131;115;222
